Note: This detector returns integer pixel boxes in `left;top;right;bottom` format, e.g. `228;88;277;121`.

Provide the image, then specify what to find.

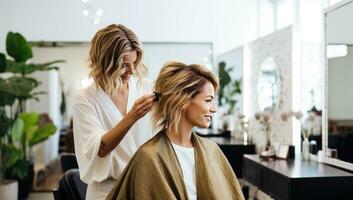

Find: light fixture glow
327;45;348;59
80;77;93;88
96;9;103;16
93;18;100;24
82;9;89;16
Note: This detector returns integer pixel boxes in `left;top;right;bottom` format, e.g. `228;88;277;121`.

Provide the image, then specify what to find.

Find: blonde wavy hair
152;61;219;134
88;24;147;94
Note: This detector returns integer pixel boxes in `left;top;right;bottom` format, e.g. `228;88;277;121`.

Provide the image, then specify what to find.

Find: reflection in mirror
257;57;279;112
326;0;353;165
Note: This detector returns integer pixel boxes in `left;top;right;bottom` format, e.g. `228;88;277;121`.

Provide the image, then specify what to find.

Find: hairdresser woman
72;24;155;200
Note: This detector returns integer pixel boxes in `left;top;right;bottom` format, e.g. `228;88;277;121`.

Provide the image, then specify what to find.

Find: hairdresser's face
184;81;217;128
120;50;137;84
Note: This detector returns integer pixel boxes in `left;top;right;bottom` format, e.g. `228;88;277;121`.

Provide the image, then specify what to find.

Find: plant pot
18;160;34;199
0;179;18;200
6;160;34;200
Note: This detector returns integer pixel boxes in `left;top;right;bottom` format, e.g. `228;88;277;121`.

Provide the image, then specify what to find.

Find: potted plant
217;61;242;132
7;112;57;199
0;31;64;199
0;106;20;200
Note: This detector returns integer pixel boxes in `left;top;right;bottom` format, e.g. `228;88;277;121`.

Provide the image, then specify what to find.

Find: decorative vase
260;132;275;159
302;137;310;160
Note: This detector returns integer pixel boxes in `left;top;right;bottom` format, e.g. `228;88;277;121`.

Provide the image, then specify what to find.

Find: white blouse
171;143;197;200
73;78;154;200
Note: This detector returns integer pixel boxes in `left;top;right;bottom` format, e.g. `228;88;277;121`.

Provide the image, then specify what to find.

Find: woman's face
184;81;217;128
120;50;137;83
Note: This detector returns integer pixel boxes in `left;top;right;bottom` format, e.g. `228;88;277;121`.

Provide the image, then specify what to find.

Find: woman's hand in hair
98;93;155;157
126;93;155;121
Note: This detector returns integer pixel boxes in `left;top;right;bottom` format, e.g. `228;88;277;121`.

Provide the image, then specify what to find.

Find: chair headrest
59;169;87;200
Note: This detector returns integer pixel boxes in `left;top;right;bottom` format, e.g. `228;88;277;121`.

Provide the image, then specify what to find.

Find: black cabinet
243;157;261;186
207;137;255;178
243;154;353;200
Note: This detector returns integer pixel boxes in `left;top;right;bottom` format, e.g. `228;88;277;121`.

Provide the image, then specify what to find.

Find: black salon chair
60;153;79;172
53;169;87;200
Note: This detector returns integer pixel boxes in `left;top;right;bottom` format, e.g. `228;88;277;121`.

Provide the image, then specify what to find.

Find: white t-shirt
73;78;154;200
172;143;197;200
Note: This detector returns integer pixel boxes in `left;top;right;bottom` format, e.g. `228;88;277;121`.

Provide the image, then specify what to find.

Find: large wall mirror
324;0;353;170
257;56;279;112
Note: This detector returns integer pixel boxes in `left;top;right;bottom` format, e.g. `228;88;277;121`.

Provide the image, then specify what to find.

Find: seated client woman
106;62;244;200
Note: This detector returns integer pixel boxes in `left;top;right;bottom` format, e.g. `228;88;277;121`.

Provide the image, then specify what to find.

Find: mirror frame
323;0;353;171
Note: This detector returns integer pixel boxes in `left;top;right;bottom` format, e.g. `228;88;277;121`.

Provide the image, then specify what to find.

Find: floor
28;158;63;200
33;170;62;192
28;192;53;200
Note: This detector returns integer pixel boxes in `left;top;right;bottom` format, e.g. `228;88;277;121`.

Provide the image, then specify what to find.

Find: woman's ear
181;102;190;112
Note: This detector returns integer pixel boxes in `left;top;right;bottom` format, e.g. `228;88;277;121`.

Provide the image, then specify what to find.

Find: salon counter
243;154;353;200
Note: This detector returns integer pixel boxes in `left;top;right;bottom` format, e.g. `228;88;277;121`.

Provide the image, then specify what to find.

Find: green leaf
233;80;241;94
29;124;56;146
2;144;22;168
8;158;28;179
0;76;41;104
6;76;39;99
20;112;39;127
0;78;17;106
0;92;16;106
31;60;65;70
0;110;12;137
60;91;66;116
218;61;232;106
5;59;28;74
0;53;6;73
5;59;64;75
6;32;33;62
20;112;39;141
0;77;6;89
218;62;231;87
31;91;47;96
217;61;242;112
10;117;24;141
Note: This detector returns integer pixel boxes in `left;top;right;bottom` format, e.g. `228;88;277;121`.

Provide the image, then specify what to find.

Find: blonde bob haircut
152;61;219;134
88;24;147;94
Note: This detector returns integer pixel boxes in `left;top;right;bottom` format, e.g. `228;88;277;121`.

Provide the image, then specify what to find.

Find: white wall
31;44;90;126
328;46;353;119
0;0;258;55
326;1;353;44
212;0;258;54
144;43;213;80
28;66;62;167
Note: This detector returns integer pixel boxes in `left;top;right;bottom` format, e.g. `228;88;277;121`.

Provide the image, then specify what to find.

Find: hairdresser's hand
126;93;156;122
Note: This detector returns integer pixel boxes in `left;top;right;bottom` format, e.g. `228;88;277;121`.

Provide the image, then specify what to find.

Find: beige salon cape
73;78;154;200
106;131;245;200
